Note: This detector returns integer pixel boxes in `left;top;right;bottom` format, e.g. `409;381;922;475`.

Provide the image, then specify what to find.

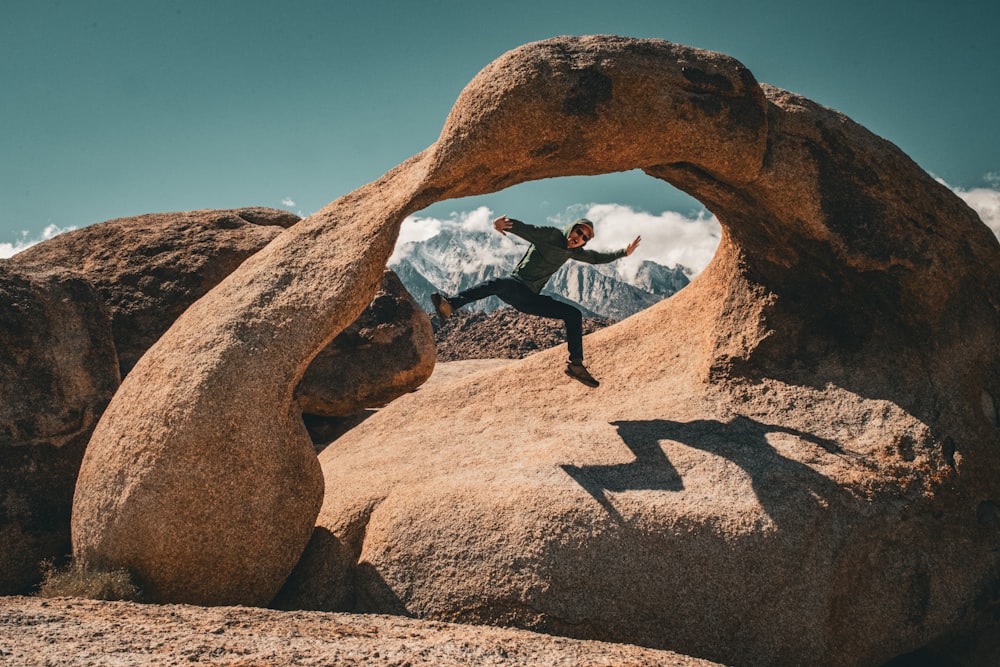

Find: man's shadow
561;421;685;522
562;417;862;524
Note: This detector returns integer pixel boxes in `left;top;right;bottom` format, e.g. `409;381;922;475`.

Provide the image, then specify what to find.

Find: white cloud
457;206;495;233
281;197;296;207
403;216;445;243
389;206;525;272
946;181;1000;240
0;224;76;259
390;206;494;265
576;203;721;279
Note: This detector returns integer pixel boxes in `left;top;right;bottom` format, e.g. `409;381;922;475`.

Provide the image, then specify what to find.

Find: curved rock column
71;153;443;605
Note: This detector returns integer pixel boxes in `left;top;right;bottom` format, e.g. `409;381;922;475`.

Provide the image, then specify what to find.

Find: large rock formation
0;265;119;593
11;207;300;375
72;34;999;666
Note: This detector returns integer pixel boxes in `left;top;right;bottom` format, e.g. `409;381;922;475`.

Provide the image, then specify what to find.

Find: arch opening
395;171;721;321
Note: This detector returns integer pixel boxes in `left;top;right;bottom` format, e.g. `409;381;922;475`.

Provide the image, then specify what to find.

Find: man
431;215;641;387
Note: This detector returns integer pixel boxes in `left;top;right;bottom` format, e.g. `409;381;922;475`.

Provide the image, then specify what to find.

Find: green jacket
507;219;627;294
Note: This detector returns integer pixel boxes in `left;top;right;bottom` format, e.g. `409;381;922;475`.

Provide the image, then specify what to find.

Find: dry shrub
36;559;142;602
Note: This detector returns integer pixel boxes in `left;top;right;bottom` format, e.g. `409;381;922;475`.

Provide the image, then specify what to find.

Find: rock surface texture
0;595;721;667
0;266;119;594
73;35;999;666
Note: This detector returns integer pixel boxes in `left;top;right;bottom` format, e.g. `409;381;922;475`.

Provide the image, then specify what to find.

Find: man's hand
626;235;642;256
493;215;513;235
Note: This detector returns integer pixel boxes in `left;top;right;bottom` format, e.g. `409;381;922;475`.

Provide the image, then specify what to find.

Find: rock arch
73;32;1000;633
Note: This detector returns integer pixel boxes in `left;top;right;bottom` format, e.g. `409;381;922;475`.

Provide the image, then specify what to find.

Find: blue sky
3;0;998;253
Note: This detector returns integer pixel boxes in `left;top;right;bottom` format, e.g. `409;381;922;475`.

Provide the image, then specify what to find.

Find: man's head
566;218;594;249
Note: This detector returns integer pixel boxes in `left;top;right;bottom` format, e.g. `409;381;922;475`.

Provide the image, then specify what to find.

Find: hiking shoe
431;293;453;320
565;361;600;388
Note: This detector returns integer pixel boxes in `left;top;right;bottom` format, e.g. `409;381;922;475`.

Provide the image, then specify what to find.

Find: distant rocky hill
432;307;613;361
390;221;689;319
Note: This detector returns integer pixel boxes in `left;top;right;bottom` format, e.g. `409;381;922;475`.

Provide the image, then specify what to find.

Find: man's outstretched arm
626;235;641;256
574;235;642;264
493;215;514;235
493;215;561;246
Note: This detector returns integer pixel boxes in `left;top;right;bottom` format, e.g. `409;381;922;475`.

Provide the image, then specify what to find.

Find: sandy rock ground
0;596;720;667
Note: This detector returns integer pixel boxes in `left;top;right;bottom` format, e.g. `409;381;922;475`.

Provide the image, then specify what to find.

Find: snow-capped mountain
390;219;690;320
545;260;684;320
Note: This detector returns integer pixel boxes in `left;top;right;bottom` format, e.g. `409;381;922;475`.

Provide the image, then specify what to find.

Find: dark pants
450;278;584;362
